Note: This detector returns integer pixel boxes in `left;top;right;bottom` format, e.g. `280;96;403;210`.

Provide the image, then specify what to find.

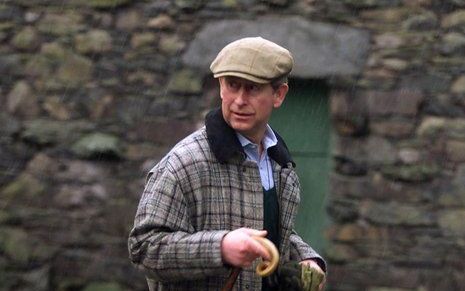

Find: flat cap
210;37;294;84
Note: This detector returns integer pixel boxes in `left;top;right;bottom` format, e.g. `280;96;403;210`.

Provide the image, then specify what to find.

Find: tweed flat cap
210;37;294;84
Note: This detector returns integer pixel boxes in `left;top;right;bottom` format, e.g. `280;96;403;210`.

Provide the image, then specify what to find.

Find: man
128;37;326;291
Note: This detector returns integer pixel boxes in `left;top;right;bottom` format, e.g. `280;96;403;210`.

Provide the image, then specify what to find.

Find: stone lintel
182;16;370;79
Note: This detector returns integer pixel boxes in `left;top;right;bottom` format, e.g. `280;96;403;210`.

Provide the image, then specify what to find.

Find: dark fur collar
205;108;295;168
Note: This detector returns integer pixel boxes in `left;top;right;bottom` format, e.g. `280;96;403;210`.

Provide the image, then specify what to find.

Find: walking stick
221;237;279;291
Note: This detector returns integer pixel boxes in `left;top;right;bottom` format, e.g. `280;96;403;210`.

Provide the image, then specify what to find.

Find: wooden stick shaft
221;267;241;291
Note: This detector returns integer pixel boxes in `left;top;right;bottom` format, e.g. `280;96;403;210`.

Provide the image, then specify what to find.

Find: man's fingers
241;228;267;237
247;237;271;260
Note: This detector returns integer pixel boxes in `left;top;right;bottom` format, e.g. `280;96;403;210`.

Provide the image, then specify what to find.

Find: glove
264;261;324;291
301;263;324;291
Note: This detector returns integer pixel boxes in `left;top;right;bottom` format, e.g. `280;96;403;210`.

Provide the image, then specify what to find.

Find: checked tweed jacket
128;108;325;291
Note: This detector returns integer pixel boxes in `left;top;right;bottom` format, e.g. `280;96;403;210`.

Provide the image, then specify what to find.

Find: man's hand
221;228;270;268
300;260;326;291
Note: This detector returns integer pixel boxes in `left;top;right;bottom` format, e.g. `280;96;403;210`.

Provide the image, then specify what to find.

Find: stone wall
0;0;464;290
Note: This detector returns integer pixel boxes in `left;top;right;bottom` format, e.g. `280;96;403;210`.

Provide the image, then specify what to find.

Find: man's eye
248;84;261;92
228;81;240;89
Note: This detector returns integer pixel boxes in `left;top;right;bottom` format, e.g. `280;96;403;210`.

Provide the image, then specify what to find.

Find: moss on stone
167;69;202;94
11;26;39;50
71;133;124;159
2;174;46;204
0;228;32;264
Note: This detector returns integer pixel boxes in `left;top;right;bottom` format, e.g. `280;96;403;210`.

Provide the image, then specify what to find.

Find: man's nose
234;87;248;105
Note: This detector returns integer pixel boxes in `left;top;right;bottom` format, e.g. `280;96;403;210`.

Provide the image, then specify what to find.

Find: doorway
270;79;331;253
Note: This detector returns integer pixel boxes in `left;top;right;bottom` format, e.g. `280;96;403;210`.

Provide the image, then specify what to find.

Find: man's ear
273;83;288;108
218;77;224;99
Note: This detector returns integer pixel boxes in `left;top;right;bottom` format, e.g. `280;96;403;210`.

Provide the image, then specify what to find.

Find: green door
270;79;330;253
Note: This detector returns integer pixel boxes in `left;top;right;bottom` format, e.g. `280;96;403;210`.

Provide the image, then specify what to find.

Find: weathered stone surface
325;243;358;263
54;184;108;208
55;159;107;183
125;143;168;161
55;53;93;89
6;80;40;119
132;119;195;145
263;0;289;6
22;266;50;291
159;34;185;56
87;94;115;120
25;153;60;177
365;89;424;117
71;133;124;159
330;91;369;136
440;32;465;55
371;172;434;202
25;48;93;90
446;119;465;139
331;174;371;198
87;0;132;8
11;26;40;50
0;228;53;266
451;75;465;94
446;140;465;162
2;174;46;205
0;54;23;76
167;69;203;94
360;7;411;22
183;16;370;78
115;96;151;125
369;119;415;138
75;30;112;54
0;112;20;138
343;0;399;8
130;32;157;49
38;12;84;36
175;0;205;10
328;223;365;242
416;116;446;137
327;196;360;222
373;32;404;49
333;115;369;137
438;210;465;236
368;288;415;291
361;201;434;226
401;71;452;94
43;96;73;120
382;58;408;71
441;9;465;28
381;163;439;183
397;147;421;164
21;119;95;146
83;282;123;291
147;14;175;30
402;11;437;30
40;42;67;60
366;136;397;164
447;0;465;6
115;9;141;31
438;167;465;207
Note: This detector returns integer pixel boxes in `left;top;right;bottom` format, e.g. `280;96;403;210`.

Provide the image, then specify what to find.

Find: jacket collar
205;108;295;168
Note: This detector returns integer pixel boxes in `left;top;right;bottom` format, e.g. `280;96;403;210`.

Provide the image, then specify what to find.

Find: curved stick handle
252;237;279;277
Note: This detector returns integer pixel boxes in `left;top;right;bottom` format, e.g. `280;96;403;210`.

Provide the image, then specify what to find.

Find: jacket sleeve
289;230;327;272
128;160;230;282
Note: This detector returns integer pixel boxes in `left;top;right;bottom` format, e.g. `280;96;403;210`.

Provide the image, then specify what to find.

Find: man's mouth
233;112;253;117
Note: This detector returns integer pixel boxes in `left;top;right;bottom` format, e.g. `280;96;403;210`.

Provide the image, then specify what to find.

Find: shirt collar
236;124;278;152
205;108;295;167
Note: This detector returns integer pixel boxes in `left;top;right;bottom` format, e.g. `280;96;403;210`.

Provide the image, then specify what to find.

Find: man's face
219;76;288;143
